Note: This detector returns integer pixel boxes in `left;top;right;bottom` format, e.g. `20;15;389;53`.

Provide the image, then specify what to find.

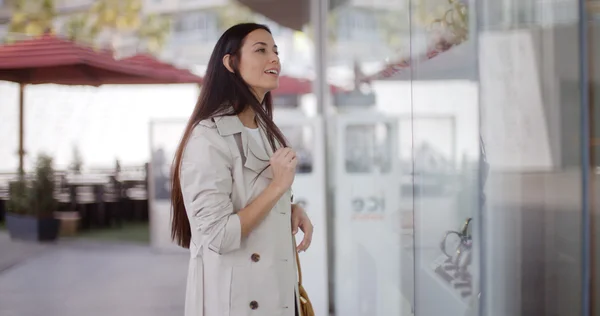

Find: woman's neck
238;107;258;129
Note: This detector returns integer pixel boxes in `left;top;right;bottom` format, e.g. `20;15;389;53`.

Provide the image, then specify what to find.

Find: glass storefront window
328;0;591;315
327;2;410;314
478;0;586;316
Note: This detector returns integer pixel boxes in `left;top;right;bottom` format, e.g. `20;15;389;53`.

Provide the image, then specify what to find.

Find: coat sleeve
180;126;242;255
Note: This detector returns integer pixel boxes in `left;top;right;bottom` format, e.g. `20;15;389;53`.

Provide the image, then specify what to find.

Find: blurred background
0;0;598;315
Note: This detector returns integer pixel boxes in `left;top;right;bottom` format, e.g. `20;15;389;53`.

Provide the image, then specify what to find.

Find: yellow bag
293;235;315;316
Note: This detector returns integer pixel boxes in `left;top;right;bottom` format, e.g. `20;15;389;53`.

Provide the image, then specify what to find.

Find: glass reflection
280;125;314;173
344;123;392;174
407;0;480;314
328;1;411;316
478;1;585;316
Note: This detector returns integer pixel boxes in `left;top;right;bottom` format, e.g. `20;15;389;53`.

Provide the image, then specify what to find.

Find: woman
170;23;314;316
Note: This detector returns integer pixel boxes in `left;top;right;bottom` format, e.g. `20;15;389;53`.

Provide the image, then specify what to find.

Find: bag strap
293;234;303;286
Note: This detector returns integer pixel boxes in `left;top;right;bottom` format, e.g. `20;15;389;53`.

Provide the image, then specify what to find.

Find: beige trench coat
180;114;300;316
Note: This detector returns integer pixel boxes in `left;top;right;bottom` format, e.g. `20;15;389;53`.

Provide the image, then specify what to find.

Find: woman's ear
222;54;234;73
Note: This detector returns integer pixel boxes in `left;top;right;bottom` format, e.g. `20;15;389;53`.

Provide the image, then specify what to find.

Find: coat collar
213;113;274;179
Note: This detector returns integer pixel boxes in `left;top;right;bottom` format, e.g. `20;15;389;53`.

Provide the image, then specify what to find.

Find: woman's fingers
272;148;296;163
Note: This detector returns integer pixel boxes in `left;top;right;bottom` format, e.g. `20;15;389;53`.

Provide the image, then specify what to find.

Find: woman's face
235;29;280;100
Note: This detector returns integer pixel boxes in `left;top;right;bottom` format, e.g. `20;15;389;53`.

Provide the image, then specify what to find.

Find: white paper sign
479;30;553;171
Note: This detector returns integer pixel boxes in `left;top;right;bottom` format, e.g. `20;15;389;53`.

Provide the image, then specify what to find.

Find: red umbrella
273;75;345;96
0;34;187;85
120;54;203;84
0;34;203;172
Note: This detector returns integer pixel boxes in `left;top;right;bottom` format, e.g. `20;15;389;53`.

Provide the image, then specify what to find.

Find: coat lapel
244;127;273;179
214;114;273;179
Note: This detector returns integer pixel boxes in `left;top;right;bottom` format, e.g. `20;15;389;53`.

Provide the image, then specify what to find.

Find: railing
0;164;150;230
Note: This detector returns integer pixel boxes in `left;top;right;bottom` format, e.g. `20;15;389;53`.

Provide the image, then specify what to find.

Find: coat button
251;253;260;262
249;300;259;310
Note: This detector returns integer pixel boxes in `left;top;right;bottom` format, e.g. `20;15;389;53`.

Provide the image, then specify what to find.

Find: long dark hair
170;23;288;248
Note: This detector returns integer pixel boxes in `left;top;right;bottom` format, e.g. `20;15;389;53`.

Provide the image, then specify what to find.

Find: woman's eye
256;48;278;55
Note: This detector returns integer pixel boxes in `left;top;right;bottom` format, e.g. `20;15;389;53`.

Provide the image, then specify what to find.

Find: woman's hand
291;203;313;252
270;147;297;192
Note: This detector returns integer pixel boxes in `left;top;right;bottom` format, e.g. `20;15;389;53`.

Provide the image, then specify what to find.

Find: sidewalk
0;231;51;274
0;232;189;316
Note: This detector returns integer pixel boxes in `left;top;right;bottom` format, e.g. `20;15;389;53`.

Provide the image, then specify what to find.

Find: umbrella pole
18;83;25;174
